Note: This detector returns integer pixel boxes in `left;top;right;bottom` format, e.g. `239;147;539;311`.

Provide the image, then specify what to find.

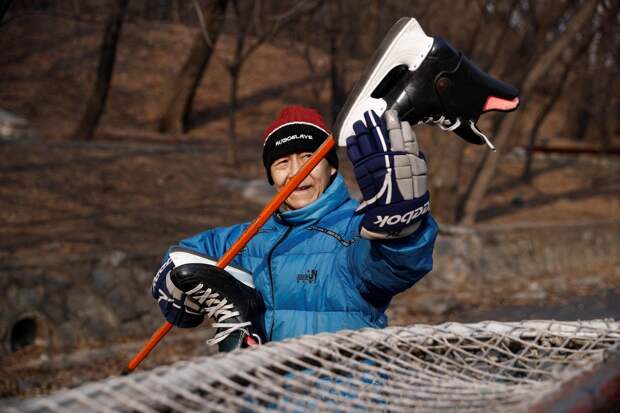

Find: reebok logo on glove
373;201;430;228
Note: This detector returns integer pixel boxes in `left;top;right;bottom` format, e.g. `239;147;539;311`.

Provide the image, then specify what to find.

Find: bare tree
157;0;227;133
459;0;601;225
73;0;129;140
222;0;318;165
521;23;598;182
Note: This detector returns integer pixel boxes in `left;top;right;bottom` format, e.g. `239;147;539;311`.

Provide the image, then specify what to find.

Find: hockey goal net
9;320;620;412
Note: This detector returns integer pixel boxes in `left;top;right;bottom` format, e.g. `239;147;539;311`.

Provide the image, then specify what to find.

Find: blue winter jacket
175;173;437;342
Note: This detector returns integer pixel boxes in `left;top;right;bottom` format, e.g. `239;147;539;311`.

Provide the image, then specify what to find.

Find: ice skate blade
333;17;434;146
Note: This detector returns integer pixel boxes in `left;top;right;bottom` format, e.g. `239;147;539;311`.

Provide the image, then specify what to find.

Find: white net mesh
8;320;620;413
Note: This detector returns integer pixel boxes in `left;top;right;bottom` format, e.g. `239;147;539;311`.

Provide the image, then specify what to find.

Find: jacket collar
275;173;349;226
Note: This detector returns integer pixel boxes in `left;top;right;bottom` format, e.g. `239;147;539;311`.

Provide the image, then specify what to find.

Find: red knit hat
262;106;338;185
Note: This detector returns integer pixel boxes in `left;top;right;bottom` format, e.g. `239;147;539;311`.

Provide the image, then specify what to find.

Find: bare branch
193;0;213;48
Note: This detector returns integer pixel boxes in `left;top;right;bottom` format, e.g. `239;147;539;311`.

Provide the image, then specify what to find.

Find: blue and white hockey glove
152;257;205;328
347;110;430;239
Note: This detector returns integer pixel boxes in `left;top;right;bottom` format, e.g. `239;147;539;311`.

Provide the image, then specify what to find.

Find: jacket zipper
267;225;292;340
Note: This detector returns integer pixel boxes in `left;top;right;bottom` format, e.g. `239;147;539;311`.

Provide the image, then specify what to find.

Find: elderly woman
152;106;437;349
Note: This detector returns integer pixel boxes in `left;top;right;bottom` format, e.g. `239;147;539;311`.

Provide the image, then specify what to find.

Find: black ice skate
381;37;519;149
168;246;265;352
333;17;519;150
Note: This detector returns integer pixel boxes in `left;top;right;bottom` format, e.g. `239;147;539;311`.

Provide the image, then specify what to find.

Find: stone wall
0;252;162;356
431;219;620;287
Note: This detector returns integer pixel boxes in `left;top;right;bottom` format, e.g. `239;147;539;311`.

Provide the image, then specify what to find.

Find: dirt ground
1;15;619;399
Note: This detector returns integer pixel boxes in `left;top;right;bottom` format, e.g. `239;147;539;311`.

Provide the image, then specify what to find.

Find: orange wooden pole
124;321;173;373
124;136;336;373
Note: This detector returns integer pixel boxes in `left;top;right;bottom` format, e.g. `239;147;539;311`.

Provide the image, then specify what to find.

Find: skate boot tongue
483;96;520;112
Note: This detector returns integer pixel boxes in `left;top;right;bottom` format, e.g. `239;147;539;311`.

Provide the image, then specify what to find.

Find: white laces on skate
186;283;253;346
418;115;461;131
468;120;496;151
418;116;496;151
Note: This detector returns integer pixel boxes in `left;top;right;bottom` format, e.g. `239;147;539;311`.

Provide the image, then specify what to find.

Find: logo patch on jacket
297;269;318;284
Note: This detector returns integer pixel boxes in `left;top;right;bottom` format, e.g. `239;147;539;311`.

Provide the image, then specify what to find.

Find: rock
91;251;129;293
0;108;33;141
91;268;115;293
418;296;460;315
106;285;151;324
66;293;119;336
131;268;153;288
108;251;127;267
5;284;43;308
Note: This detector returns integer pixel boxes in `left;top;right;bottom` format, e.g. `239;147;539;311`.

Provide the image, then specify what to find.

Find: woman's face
270;152;336;210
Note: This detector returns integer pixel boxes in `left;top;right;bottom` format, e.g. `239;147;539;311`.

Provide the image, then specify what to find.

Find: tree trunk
0;0;14;23
565;80;592;141
521;62;571;182
428;3;486;223
329;36;346;122
300;40;324;108
157;0;227;133
328;2;346;123
222;0;313;165
521;22;596;181
227;65;240;166
481;0;519;73
224;0;250;166
72;0;128;141
359;0;381;57
428;128;465;224
459;0;599;226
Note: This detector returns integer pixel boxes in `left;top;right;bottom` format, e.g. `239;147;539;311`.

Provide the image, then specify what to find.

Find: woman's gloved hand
346;110;430;239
